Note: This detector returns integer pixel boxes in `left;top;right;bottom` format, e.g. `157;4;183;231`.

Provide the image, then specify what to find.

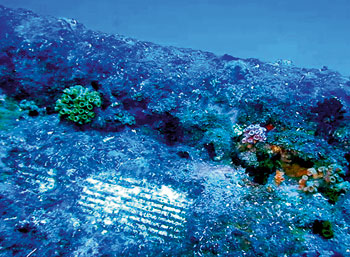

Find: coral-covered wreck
1;5;350;256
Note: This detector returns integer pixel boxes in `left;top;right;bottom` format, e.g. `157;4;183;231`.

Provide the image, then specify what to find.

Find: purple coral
242;124;267;144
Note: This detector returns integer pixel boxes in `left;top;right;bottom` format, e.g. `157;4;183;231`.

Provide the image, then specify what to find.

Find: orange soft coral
282;163;309;177
274;170;285;186
298;177;307;190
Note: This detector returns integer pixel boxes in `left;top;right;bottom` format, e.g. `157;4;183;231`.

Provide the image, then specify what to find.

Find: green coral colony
55;85;102;125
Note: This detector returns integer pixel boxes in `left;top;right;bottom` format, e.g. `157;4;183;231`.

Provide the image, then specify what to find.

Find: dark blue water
1;0;349;75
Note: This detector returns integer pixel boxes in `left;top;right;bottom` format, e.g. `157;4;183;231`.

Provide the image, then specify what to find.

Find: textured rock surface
1;5;350;256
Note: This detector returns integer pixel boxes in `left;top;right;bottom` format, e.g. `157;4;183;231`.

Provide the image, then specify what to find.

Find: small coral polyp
298;164;350;200
241;124;267;144
55;85;102;125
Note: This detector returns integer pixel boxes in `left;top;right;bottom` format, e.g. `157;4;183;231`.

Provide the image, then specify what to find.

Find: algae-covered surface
0;5;350;257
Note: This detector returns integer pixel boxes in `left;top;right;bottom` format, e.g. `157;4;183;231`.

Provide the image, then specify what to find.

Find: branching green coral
55;85;102;125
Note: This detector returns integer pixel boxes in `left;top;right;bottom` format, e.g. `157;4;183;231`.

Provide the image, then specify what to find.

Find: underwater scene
0;2;350;257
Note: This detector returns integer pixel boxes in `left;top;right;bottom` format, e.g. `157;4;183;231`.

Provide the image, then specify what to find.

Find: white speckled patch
78;176;192;240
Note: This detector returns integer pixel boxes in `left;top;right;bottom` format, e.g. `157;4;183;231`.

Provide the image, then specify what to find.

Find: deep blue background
1;0;349;76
